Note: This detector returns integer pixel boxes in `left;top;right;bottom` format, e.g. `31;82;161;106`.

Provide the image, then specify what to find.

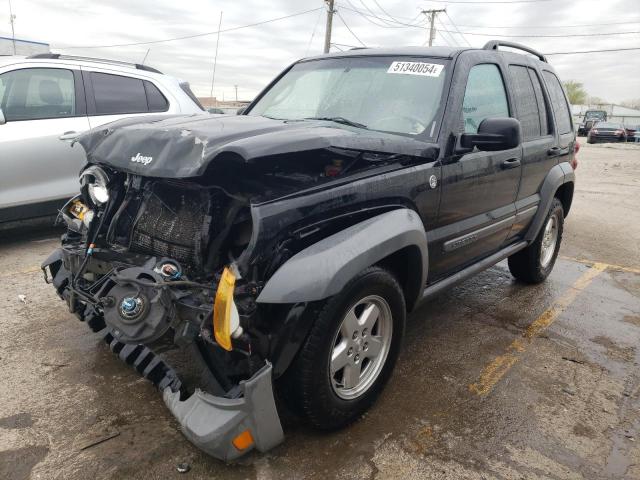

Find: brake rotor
103;267;173;344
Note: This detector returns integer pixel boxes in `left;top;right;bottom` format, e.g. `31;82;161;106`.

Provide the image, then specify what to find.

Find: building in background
0;36;49;56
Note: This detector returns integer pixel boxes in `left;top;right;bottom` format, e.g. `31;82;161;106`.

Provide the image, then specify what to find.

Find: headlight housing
80;166;110;207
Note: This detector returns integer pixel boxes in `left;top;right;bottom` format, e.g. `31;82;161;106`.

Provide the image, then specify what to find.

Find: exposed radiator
129;182;226;270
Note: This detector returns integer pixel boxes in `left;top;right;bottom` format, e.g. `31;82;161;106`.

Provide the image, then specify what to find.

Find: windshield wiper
304;116;368;130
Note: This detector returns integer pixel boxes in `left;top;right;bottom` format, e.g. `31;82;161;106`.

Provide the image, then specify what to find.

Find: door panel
0;67;89;211
428;60;521;280
507;65;556;237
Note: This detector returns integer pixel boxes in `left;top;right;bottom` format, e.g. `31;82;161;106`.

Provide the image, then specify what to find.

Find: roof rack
482;41;547;63
26;53;163;74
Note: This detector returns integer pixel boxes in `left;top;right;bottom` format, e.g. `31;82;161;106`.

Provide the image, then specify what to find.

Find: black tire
508;197;564;284
281;266;406;430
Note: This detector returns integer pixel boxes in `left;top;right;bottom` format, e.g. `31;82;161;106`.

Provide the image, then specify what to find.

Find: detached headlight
80;166;110;206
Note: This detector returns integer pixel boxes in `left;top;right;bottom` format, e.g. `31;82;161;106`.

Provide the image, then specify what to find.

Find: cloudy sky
2;0;639;103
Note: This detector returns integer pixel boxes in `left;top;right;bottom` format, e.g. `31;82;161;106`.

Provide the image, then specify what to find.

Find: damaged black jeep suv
43;41;577;461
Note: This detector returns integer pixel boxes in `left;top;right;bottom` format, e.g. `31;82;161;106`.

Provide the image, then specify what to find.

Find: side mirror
236;106;246;115
0;107;5;125
459;117;521;152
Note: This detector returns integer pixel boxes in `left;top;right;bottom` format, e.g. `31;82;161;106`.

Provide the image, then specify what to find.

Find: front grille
129;182;225;270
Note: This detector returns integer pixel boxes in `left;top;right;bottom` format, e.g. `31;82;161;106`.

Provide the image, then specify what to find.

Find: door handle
59;131;79;141
547;146;563;157
501;157;521;169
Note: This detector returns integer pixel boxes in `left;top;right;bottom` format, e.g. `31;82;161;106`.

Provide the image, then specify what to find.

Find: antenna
8;0;17;54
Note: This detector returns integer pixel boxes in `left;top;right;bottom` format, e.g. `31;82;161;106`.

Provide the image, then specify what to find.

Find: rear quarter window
542;71;572;135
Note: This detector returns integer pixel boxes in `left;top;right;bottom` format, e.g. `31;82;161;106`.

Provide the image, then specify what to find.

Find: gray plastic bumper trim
163;362;284;462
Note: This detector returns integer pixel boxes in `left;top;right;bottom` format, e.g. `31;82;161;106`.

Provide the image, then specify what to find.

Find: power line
444;20;640;29
422;0;553;3
544;47;640;55
356;0;396;26
305;7;324;56
336;10;367;47
57;7;324;49
444;11;472;47
340;4;640;37
342;0;401;28
435;17;459;46
370;0;423;26
340;2;415;28
449;30;640;38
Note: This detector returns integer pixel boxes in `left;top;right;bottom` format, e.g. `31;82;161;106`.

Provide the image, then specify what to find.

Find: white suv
0;54;205;224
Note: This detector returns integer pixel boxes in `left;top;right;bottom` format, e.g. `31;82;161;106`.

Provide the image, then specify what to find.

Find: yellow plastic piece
213;267;236;351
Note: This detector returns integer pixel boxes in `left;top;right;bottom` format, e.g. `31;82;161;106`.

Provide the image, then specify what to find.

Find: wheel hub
329;295;393;400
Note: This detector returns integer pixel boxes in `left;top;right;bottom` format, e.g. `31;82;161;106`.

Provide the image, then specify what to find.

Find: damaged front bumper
164;362;283;461
42;247;284;461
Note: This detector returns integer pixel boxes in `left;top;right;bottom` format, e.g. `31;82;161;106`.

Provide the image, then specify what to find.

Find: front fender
256;208;428;305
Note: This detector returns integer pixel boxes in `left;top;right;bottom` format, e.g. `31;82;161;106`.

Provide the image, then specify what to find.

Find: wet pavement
0;142;638;479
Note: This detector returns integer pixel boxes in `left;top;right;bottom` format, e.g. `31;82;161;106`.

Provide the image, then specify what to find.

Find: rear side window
509;66;550;140
91;72;148;114
143;81;169;112
529;69;550;136
462;64;509;133
0;68;76;121
543;71;572;134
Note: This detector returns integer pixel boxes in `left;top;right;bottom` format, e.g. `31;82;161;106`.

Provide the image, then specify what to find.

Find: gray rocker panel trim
257;208;428;304
524;162;575;243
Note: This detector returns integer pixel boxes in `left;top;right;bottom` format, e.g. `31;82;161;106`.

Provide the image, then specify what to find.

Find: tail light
571;142;580;170
615;129;624;135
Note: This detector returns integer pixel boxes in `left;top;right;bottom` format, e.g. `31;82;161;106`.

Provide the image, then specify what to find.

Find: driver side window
462;64;509;133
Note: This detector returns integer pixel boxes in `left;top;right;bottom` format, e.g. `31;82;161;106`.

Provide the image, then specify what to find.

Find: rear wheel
282;266;405;430
508;198;564;284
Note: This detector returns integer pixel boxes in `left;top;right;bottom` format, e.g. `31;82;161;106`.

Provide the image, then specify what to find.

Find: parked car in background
624;124;639;142
0;54;205;225
43;41;577;460
577;109;607;136
586;121;627;143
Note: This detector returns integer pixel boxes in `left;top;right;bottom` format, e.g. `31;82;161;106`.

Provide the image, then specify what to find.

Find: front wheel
508;198;564;284
282;266;406;430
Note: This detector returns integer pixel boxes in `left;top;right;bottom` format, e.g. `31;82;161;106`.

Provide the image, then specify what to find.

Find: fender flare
256;209;428;306
525;161;575;243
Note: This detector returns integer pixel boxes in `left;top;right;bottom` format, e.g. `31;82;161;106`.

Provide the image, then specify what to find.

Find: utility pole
209;11;223;107
323;0;335;54
234;84;238;102
8;0;17;55
422;8;446;47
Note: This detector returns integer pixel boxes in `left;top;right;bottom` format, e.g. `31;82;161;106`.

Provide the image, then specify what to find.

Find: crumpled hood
76;114;439;178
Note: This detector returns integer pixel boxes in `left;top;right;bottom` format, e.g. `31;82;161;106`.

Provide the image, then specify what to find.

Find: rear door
0;66;89;218
506;63;556;238
428;55;522;280
82;69;171;129
542;70;575;165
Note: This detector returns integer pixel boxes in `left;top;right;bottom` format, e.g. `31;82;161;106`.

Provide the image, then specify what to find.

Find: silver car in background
0;54;206;225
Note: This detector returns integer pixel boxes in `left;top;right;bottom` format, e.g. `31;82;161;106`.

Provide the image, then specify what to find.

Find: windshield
248;56;450;138
594;122;620;129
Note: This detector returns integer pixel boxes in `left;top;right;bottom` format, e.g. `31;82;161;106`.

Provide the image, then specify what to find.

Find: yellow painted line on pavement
560;255;640;275
469;262;608;396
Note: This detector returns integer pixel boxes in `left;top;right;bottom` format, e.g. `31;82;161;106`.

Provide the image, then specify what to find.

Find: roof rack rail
482;41;547;63
26;53;163;74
